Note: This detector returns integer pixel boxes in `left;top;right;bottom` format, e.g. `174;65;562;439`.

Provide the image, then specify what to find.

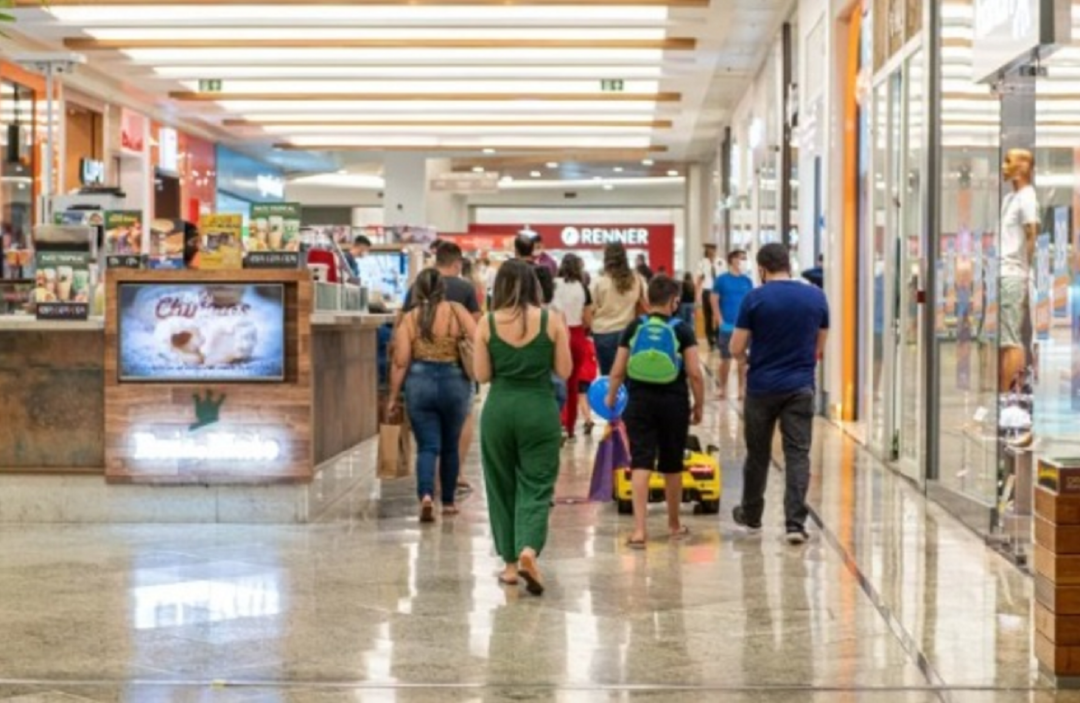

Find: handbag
453;304;477;381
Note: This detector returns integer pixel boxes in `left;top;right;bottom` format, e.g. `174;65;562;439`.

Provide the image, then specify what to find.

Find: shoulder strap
487;312;499;343
667;318;681;329
541;308;548;332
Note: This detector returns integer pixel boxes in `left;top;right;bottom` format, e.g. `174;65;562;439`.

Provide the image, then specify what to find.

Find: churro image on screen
118;283;285;382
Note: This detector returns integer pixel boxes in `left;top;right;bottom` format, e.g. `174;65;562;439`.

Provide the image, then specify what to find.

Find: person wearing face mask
606;275;705;549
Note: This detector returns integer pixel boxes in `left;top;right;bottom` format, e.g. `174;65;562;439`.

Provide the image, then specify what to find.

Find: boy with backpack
606;275;706;548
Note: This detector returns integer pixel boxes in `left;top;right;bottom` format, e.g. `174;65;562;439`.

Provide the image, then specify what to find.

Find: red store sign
467;223;675;275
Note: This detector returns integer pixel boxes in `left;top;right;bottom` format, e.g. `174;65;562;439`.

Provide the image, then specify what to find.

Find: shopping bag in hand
377;397;413;479
589;421;630;502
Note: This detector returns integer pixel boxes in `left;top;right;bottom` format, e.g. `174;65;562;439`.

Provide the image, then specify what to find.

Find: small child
607;275;706;548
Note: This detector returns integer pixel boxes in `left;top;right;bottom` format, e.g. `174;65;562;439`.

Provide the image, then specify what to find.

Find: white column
684;161;714;271
425;158;467;232
382;153;428;227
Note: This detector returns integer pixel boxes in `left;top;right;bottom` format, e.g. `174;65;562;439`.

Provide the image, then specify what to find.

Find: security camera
12;52;86;75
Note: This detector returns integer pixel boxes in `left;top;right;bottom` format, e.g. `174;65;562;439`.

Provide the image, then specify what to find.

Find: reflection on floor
0;381;1077;702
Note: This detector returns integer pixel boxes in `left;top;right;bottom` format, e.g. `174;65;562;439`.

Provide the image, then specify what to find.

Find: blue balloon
588;376;628;421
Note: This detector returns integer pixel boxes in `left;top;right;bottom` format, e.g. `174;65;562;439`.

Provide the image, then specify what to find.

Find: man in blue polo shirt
729;243;829;544
711;249;754;399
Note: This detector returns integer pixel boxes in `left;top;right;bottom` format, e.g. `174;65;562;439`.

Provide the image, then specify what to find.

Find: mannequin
998;148;1039;393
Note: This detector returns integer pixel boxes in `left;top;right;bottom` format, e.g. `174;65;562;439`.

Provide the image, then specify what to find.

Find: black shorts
623;389;690;474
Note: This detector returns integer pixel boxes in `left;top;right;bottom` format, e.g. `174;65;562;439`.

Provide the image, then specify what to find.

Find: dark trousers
740;390;814;531
701;291;716;348
594;331;622;377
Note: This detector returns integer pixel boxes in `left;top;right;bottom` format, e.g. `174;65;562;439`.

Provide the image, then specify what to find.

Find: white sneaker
785;530;809;545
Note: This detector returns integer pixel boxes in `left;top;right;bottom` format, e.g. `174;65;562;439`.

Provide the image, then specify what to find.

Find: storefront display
104;211;143;258
467;223;676;275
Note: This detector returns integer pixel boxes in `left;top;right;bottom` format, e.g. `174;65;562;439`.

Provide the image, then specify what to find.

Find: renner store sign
467;223;675;274
559;226;650;247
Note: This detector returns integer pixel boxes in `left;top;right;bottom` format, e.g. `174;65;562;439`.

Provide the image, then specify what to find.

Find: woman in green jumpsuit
474;260;573;596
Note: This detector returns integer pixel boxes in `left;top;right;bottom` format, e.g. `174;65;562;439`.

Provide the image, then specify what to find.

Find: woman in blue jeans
388;269;478;522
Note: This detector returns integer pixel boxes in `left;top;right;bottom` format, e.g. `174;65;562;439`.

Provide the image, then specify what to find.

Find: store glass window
931;0;1003;528
1;80;36;280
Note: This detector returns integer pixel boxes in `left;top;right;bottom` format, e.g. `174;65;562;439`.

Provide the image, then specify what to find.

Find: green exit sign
601;79;625;92
198;79;223;93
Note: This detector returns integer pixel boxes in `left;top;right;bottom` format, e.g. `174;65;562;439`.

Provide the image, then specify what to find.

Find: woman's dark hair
492;259;542;334
757;242;792;275
412;268;446;343
603;242;635;294
558;253;585;284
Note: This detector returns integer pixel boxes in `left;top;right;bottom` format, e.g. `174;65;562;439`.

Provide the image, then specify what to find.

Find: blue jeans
594;331;623;377
405;362;473;504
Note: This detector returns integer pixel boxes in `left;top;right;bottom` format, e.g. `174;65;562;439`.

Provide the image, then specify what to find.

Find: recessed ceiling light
530;171;542;178
642;159;654;166
592;176;602;181
602;183;614;190
472;166;485;173
483;148;496;154
500;175;513;183
667;170;679;177
546;162;559;168
613;166;624;173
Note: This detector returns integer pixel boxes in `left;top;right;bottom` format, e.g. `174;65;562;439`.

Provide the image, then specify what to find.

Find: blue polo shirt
736;280;829;395
712;272;754;333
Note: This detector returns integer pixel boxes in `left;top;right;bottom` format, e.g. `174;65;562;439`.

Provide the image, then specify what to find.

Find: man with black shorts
607;276;705;548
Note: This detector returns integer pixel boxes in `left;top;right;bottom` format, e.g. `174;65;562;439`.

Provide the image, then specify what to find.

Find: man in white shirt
999;149;1039;393
696;243;723;350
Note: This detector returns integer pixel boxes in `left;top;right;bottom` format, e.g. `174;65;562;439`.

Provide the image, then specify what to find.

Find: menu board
148;219;185;270
118;283;285;382
34;251;92;304
105;211;144;258
198;214;243;270
249;203;301;253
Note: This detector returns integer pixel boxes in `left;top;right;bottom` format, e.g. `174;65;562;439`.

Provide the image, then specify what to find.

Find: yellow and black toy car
613;435;722;515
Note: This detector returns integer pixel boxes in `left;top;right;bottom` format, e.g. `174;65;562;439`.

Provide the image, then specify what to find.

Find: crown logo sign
190;390;226;432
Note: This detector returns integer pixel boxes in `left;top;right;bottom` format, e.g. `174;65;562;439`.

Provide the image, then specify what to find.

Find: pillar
382;153;427;227
382;155;467;232
684;161;714;271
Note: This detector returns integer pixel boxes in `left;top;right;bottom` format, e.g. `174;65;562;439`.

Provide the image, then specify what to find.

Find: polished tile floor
0;382;1076;702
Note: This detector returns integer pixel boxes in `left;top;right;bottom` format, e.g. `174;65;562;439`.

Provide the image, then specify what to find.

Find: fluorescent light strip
283;136;652;148
90;28;667;41
257;125;655;135
231;113;661;123
122;48;666;64
46;6;670;24
180;79;660;95
212;100;661;113
155;65;665;80
500;176;683;190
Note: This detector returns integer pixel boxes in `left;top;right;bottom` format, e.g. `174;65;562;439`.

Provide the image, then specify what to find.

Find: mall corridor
0;394;1066;703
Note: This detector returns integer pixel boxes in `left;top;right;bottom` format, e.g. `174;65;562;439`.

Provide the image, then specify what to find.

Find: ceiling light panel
44;5;671;25
178;80;661;95
231;114;667;125
154;65;666;80
254;125;656;135
209;100;662;113
284;136;653;148
87;28;667;41
120;48;666;65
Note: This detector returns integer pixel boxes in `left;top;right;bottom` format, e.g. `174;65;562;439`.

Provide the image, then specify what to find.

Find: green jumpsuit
481;310;562;564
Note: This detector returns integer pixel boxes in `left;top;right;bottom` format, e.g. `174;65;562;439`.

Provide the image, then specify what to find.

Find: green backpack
627;316;683;384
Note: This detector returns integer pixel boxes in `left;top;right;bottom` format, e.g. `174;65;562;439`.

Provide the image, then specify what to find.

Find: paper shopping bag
589;421;630;502
377;399;413;480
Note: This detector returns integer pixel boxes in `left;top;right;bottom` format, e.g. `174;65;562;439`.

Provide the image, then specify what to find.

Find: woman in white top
590;243;646;376
551;253;593;439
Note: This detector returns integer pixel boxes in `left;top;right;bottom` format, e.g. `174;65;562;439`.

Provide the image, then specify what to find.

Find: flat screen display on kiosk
118;283;286;382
